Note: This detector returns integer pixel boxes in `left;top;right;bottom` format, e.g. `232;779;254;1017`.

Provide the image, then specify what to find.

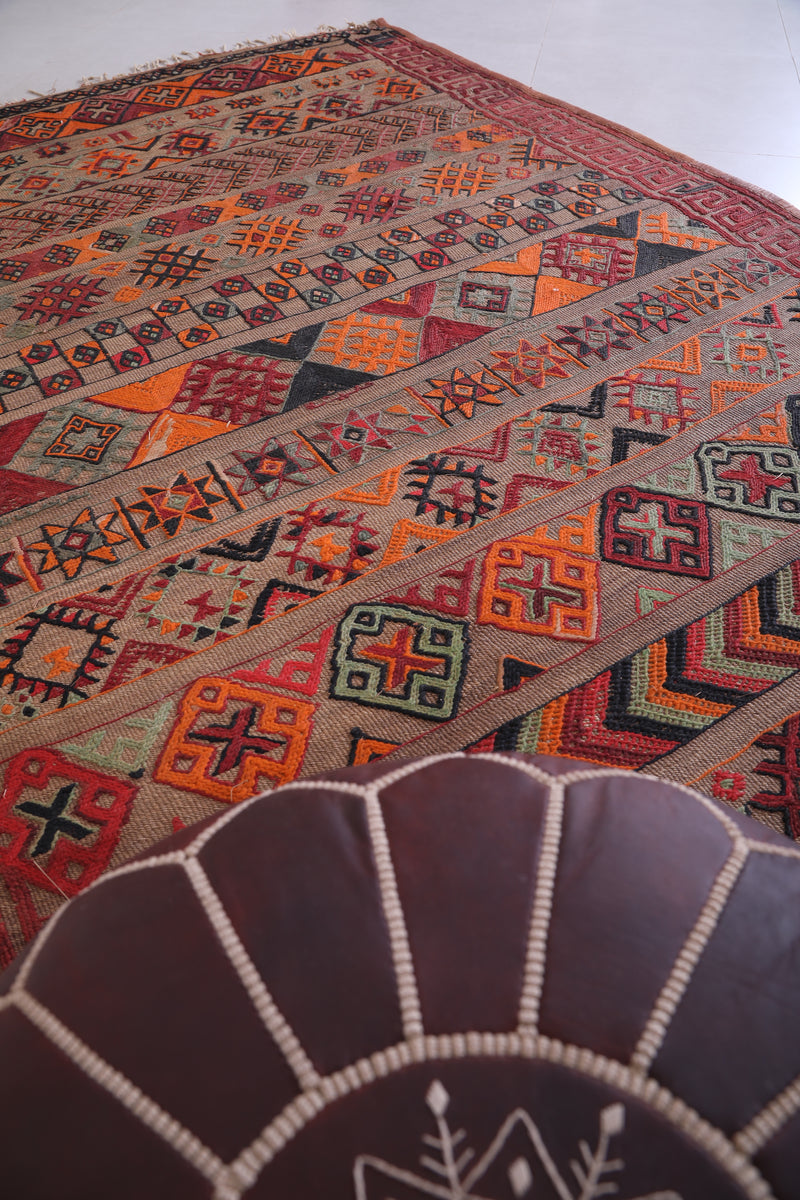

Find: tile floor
0;0;798;206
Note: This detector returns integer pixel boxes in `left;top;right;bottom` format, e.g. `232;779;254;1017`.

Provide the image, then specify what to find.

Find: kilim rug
2;19;800;964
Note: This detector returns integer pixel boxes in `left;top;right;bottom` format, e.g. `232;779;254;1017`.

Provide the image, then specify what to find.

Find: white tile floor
0;0;798;207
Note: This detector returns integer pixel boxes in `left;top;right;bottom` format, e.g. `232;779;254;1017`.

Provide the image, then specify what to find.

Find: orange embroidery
314;312;419;374
531;275;601;315
331;465;403;506
640;337;702;374
154;677;314;803
478;534;599;641
380;519;458;566
710;378;770;414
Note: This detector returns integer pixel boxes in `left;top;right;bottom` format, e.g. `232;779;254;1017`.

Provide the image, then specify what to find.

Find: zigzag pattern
470;560;800;768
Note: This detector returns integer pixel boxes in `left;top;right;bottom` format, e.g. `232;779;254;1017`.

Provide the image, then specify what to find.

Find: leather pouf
1;752;799;1200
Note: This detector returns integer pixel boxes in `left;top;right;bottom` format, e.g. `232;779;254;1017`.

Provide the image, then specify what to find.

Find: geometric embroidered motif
610;371;699;432
225;436;331;502
135;555;255;644
718;519;789;570
539;229;637;288
0;747;135;895
27;507;128;579
490;337;574;388
330;602;469;721
125;469;233;540
0;551;25;607
421;364;508;420
277;504;381;586
61;701;178;778
600;486;713;578
13;275;109;326
478;536;599;640
470;559;800;768
312;312;419;374
347;726;400;766
233;627;333;696
0;605;117;707
710;325;790;383
153;677;315;802
43;414;122;461
695;441;800;520
403;454;497;527
132;243;218;289
171;352;296;423
516;413;601;477
748;715;800;838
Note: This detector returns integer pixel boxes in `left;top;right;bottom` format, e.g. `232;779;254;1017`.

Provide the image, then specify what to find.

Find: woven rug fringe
5;20;380;107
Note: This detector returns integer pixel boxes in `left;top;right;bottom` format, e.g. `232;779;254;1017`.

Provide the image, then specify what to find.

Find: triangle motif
636;587;679;616
445;422;512;462
331;464;402;506
348;727;400;766
640;337;702;375
380;519;459;566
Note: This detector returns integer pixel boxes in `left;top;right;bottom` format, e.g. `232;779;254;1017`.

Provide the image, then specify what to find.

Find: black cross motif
17;783;92;857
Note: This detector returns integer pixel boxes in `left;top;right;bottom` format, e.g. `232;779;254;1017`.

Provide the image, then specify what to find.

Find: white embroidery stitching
518;780;564;1035
183;856;320;1090
354;1078;682;1200
364;785;424;1041
630;838;749;1075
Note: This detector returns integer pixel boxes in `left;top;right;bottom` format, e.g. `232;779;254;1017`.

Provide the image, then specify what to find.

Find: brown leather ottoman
1;752;799;1199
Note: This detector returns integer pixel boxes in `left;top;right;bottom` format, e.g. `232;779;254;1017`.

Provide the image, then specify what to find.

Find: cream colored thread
370;752;465;794
469;752;562;786
363;787;424;1040
747;839;800;861
631;839;750;1074
13;889;75;993
187;779;368;857
186;787;284;857
227;1034;772;1199
31;859;69;900
734;1072;800;1157
183;857;320;1090
518;780;565;1034
15;991;225;1185
555;767;745;841
85;850;188;892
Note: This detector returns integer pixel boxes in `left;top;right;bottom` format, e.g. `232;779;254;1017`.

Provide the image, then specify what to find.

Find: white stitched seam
185;779;368;857
631;838;750;1074
15;990;225;1185
181;859;319;1094
226;1034;773;1200
555;768;745;841
468;752;564;785
518;780;565;1034
363;787;423;1040
84;850;188;890
371;752;465;794
746;839;800;860
183;857;320;1090
734;1072;800;1156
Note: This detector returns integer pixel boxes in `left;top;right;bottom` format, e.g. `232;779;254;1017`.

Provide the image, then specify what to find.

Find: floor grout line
778;0;800;85
528;0;559;88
